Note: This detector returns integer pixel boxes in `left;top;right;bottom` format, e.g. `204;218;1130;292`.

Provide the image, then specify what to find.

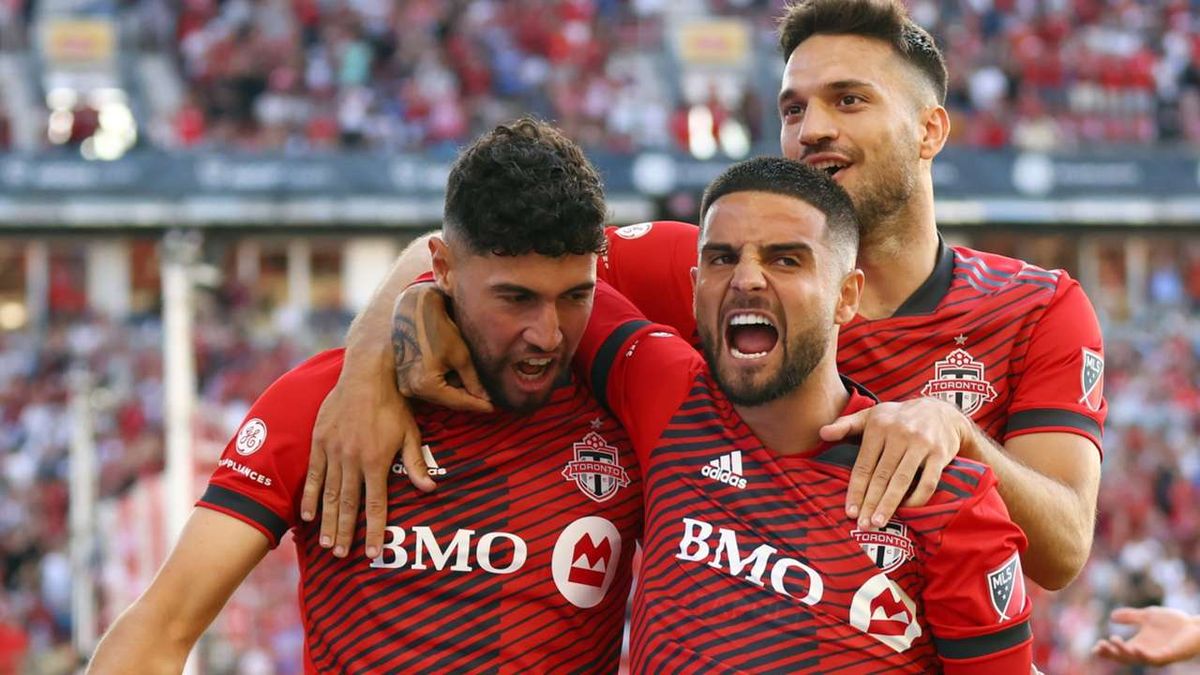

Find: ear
690;265;700;316
918;105;950;161
834;268;864;325
429;236;454;292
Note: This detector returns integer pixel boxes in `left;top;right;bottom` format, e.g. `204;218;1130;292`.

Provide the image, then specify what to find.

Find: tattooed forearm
392;306;421;388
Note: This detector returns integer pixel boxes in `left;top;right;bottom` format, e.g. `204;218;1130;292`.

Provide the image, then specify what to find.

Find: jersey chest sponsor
368;516;625;608
672;517;922;652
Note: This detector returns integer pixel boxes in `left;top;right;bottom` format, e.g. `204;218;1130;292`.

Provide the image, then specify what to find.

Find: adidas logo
392;445;448;477
701;451;747;490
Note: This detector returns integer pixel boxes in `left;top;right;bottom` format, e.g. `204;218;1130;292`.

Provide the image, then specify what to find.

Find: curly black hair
700;156;859;268
443;118;607;257
778;0;948;105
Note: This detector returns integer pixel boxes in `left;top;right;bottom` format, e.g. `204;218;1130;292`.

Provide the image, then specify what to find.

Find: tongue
516;362;545;376
730;326;777;355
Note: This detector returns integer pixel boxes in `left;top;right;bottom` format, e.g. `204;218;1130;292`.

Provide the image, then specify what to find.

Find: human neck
855;188;940;320
732;362;848;456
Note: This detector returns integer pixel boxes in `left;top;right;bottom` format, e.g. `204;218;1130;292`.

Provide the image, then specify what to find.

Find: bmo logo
369;526;527;575
676;518;824;605
552;517;622;608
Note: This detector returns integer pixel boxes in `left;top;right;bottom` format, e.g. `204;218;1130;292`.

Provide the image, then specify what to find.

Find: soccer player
308;0;1104;592
87;120;642;673
399;157;1034;671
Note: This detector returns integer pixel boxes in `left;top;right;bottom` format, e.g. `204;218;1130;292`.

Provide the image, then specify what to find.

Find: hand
1093;606;1200;666
820;397;972;529
303;362;430;560
393;283;492;413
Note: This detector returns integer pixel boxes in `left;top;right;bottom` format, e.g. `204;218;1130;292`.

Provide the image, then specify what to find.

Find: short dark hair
699;156;859;266
778;0;947;105
444;118;607;257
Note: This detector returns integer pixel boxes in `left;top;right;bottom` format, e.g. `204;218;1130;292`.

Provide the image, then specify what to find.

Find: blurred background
0;0;1197;673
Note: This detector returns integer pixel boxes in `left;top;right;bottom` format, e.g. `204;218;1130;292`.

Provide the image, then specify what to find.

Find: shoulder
250;349;344;428
605;220;698;245
950;245;1069;299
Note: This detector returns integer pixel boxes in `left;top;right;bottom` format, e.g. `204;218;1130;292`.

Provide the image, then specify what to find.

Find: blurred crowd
155;0;1200;152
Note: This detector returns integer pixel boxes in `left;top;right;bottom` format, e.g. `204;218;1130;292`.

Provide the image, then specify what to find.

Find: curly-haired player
88;119;643;673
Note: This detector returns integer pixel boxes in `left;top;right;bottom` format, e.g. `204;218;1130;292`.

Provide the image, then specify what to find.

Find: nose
730;257;767;293
798;101;838;148
523;302;563;353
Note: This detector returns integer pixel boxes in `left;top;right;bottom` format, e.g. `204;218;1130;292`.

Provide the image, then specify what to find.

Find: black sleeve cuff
589;319;651;411
1005;408;1102;441
199;485;289;545
934;620;1032;660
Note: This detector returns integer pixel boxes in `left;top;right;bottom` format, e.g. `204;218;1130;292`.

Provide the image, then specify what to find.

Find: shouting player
87;120;642;673
308;0;1103;592
397;157;1035;671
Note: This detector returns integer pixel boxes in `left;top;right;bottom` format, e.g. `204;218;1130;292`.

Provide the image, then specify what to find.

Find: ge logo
235;418;268;456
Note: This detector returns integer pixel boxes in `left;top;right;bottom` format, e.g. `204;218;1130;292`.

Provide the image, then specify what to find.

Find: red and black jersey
198;349;642;674
575;284;1033;674
598;222;1106;453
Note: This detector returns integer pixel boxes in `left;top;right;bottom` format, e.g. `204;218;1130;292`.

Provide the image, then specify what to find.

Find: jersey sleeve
1004;276;1105;453
600;221;700;348
196;349;344;548
920;468;1033;674
574;280;702;455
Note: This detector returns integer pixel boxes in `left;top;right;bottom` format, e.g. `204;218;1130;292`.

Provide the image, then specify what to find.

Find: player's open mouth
809;160;849;179
725;312;779;360
513;357;554;382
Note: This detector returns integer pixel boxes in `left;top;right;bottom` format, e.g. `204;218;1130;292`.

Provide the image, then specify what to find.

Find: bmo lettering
675;517;823;605
370;526;528;575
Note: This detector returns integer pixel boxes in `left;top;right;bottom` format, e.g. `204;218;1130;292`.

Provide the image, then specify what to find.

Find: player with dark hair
87;119;643;673
305;0;1105;596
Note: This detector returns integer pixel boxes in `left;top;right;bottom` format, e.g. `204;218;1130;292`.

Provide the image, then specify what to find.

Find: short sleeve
197;350;344;547
574;281;702;455
1005;277;1106;452
601;221;700;348
920;470;1033;674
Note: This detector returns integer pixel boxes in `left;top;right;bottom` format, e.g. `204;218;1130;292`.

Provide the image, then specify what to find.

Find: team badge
852;522;915;574
235;418;267;456
562;432;631;503
614;222;653;239
986;552;1026;622
1079;348;1104;412
921;347;998;416
850;573;922;653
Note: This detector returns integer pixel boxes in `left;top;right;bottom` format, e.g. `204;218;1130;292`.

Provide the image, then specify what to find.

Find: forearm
344;232;438;375
964;433;1093;589
88;600;193;674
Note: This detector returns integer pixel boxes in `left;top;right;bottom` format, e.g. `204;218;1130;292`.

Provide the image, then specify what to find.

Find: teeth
522;358;552;366
730;347;769;360
728;313;775;328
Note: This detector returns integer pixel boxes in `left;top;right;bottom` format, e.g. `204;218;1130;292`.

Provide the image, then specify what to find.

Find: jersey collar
890;236;955;317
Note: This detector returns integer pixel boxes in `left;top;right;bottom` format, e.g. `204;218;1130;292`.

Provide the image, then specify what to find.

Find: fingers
333;464;363;558
820;409;868;443
870;448;926;527
425;378;493;413
856;439;908;530
362;459;389;560
845;421;884;520
402;432;437;494
302;437;329;523
319;456;344;551
1109;607;1146;625
449;346;492;411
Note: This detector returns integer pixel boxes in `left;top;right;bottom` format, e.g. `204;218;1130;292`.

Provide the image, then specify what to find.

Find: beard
850;145;919;238
699;315;832;407
454;305;561;415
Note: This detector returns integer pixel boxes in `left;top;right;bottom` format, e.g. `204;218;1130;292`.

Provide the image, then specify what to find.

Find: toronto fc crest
922;348;998;416
562;432;631;503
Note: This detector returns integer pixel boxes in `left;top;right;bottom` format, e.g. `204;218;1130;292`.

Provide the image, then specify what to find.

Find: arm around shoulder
88;508;270;674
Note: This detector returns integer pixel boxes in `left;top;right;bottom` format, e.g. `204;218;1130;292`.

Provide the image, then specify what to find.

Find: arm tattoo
392;312;421;386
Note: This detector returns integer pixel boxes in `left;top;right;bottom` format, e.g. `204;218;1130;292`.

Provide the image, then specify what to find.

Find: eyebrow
779;79;878;106
490;281;595;296
700;241;814;256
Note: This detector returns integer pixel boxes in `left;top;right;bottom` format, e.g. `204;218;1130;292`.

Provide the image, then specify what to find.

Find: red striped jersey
598;221;1106;452
198;349;642;674
576;284;1033;674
